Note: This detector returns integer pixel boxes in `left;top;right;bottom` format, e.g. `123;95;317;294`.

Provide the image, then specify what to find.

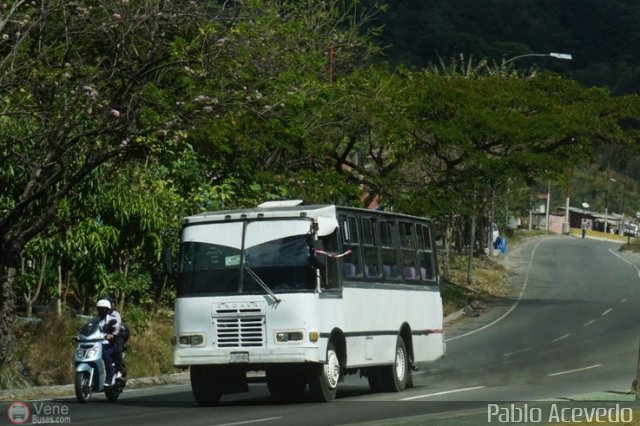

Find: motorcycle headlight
86;348;98;358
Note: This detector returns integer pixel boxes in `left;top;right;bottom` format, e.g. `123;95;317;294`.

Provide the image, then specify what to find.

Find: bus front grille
215;317;265;347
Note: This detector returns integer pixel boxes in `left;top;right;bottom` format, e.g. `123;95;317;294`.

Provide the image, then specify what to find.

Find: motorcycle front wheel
75;371;93;403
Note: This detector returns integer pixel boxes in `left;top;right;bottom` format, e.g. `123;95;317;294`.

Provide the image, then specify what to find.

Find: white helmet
96;298;112;309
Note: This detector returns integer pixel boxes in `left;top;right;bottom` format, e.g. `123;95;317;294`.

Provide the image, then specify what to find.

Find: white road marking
400;385;486;401
552;333;570;343
445;240;545;342
548;364;602;377
583;319;596;327
212;417;283;426
601;308;613;316
503;348;532;357
621;298;627;304
609;249;640;279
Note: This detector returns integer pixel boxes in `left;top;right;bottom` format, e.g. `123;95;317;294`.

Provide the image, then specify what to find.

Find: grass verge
0;310;178;389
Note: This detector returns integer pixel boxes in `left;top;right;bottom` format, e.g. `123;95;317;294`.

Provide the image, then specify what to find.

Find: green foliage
123;303;152;334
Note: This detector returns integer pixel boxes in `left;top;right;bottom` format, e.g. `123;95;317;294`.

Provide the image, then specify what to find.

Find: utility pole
545;182;551;231
467;216;476;284
327;45;334;84
489;189;495;256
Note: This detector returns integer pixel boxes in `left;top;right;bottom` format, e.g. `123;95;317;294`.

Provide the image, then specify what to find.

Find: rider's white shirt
98;310;122;336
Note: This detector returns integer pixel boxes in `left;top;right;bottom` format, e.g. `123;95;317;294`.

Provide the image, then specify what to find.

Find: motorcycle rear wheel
75;371;93;403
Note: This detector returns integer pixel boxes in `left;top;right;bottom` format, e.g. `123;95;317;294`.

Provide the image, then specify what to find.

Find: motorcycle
74;318;127;402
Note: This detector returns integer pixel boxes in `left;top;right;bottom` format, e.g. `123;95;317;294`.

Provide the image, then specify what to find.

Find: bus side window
319;231;341;289
379;220;400;281
340;215;362;279
399;221;418;282
361;216;381;279
417;224;436;283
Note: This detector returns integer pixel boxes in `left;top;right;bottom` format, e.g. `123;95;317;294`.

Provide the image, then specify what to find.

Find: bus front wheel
308;342;340;402
190;365;222;406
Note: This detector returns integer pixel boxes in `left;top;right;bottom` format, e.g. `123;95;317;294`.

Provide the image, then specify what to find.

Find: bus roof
182;204;337;225
182;202;431;226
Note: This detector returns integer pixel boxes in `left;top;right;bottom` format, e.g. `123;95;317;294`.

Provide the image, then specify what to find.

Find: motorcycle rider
96;296;126;386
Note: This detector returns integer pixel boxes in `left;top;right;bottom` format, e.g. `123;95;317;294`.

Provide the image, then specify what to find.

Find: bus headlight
275;331;304;343
178;334;205;346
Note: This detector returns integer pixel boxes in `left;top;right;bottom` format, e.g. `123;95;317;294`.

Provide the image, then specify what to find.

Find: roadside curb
0;371;190;401
564;390;637;402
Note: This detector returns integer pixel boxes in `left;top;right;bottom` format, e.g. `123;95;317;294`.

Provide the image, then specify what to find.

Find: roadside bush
21;314;78;386
124;309;177;378
2;308;177;388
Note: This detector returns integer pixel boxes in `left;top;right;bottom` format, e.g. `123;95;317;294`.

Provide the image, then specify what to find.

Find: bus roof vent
257;200;303;208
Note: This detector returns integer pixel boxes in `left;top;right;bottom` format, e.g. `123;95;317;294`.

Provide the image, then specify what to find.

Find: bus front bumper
173;346;321;367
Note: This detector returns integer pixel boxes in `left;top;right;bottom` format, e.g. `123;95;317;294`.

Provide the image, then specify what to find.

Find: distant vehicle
172;201;445;404
623;223;638;237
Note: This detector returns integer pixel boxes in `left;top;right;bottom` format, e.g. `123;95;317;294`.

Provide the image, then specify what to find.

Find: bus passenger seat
404;266;417;279
343;263;356;277
383;264;391;277
365;264;378;277
420;267;429;280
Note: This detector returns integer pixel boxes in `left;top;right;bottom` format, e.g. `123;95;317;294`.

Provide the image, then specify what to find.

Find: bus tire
308;341;340;402
190;365;222;406
380;336;408;392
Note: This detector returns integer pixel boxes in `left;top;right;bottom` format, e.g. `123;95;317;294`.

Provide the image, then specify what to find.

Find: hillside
364;0;640;94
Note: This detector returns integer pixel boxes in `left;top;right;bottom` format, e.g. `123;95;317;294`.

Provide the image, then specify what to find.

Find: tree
0;0;237;364
0;0;384;365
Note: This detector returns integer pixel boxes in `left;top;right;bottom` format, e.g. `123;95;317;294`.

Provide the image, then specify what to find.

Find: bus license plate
229;352;249;363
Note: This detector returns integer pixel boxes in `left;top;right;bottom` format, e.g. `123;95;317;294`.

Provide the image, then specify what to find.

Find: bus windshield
178;220;315;296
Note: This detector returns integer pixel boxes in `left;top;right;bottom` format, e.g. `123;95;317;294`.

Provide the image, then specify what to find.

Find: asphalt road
3;236;640;425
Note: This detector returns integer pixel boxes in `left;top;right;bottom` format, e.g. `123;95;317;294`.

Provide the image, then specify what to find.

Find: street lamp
502;52;573;66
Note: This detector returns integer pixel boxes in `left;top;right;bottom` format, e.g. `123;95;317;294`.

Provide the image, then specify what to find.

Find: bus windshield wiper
245;266;282;303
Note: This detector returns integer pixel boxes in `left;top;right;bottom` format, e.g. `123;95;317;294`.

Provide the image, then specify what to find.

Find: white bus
173;200;445;404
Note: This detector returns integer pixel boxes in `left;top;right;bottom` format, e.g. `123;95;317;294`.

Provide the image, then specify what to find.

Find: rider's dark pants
112;335;125;375
102;344;115;381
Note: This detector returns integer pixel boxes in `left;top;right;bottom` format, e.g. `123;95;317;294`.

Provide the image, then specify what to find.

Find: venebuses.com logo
6;401;71;424
6;402;30;425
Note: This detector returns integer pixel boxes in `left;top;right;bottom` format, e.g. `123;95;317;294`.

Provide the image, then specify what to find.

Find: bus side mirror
163;246;173;275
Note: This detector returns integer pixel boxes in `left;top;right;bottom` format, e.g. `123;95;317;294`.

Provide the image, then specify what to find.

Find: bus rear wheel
190;365;222;406
379;336;408;392
308;342;340;402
